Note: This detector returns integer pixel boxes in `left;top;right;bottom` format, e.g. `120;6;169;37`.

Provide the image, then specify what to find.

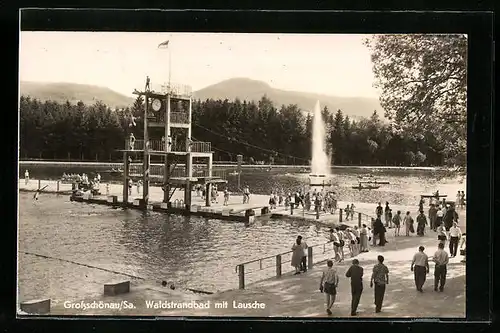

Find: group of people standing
268;188;340;214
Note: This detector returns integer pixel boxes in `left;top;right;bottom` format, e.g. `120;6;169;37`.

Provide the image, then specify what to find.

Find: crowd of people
289;194;466;316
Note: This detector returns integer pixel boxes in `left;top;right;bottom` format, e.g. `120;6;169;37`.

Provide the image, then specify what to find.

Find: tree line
19;94;447;166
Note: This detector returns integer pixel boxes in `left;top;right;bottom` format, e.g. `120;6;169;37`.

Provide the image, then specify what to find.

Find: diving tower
117;81;226;209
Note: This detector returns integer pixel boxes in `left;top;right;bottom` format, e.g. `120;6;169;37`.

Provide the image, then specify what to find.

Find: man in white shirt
448;222;462;257
411;246;429;292
433;243;449;292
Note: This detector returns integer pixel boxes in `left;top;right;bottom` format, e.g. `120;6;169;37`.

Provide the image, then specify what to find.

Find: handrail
123;139;211;153
235;239;334;274
234;208;379;288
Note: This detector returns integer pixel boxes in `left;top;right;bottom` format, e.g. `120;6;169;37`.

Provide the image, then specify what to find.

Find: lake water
18;167;466;304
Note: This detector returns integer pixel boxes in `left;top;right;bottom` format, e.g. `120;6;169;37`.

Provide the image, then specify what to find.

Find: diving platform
120;79;221;210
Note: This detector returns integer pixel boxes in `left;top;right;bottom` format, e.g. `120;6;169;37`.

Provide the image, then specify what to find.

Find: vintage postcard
18;30;467;318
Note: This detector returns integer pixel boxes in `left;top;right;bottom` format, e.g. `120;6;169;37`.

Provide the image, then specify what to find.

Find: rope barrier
20;251;215;295
20;251;145;280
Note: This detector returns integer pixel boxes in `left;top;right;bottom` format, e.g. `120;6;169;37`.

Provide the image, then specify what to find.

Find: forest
19;95;447;166
20;35;466;168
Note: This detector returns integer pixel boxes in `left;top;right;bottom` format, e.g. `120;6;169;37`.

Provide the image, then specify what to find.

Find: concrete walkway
48;228;465;317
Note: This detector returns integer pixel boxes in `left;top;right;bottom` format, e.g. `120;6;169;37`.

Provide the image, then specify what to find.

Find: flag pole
168;46;171;92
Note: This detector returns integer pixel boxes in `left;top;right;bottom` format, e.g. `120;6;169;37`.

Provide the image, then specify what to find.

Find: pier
18;178;379;226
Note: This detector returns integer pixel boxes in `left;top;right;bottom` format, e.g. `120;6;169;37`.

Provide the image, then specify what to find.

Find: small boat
103;168;123;176
352;184;380;190
228;171;240;176
360;180;390;185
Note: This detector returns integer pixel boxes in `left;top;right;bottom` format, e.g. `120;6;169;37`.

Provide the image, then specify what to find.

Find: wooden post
123;151;129;204
307;246;313;270
187;97;192;141
237;154;242;189
205;183;211;207
143;95;150;206
339;208;343;222
184;181;192;210
238;264;245;289
290;200;294;215
276;255;282;277
38;179;41;190
358;212;362;227
163;95;170;203
316;205;320;219
56;180;60;192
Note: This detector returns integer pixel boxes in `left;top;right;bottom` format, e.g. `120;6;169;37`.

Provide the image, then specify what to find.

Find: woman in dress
374;216;387;246
291;236;305;274
455;191;461;208
359;224;369;253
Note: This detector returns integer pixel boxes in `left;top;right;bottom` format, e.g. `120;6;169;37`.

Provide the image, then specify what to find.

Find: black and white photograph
18;31;467;318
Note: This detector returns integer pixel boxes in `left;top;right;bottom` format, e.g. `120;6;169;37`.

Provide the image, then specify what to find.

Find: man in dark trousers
433;242;449;291
345;259;364;316
370;255;389;313
411;246;429;292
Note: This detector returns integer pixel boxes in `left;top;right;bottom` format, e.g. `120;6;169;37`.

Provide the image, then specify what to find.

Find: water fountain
309;101;332;188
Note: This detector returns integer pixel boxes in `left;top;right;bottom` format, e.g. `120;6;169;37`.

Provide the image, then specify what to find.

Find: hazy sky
19;32;380;98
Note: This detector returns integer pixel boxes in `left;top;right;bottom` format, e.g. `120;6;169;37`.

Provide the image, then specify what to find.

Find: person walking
384;202;391;227
428;204;437;231
404;211;414;236
436;207;444;229
433;242;449;292
437;222;447;246
370;255;389;313
411;246;429;292
460;191;466;209
459;233;466;263
336;227;345;262
346;259;364;316
448;222;462;257
416;211;427;236
371;218;377;246
319;260;339;315
375;202;383;218
374;215;387;246
392;210;402;236
223;188;230;206
443;205;459;231
300;237;309;272
329;228;341;262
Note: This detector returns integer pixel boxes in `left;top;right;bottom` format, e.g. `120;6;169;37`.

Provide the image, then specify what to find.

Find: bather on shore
291;235;306;275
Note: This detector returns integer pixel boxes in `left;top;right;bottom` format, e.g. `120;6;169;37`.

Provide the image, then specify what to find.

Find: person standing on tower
145;76;151;91
129;133;136;150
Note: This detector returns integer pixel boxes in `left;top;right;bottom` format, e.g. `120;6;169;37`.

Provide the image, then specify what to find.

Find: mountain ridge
19;78;383;119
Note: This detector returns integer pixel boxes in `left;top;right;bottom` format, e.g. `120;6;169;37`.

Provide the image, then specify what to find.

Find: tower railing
124;139;212;153
128;163;225;180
